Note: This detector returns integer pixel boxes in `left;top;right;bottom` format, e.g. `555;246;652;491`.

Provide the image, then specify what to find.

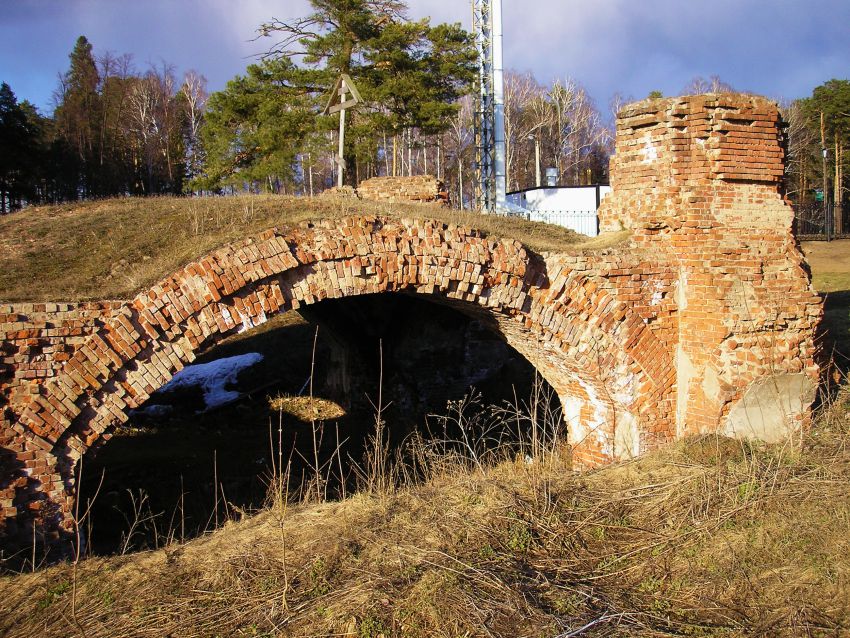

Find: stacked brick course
357;175;449;205
0;303;123;410
0;94;821;554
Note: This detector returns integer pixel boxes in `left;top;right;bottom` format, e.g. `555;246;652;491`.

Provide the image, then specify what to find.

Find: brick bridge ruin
0;95;822;552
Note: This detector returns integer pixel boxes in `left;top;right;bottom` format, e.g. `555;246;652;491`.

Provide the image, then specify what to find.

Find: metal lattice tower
472;0;507;214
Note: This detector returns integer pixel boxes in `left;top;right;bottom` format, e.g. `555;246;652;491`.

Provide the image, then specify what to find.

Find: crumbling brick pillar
598;94;822;441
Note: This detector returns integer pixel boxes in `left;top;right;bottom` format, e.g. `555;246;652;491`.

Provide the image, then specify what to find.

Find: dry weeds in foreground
1;390;849;637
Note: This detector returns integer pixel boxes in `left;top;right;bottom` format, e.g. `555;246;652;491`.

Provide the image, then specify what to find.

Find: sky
2;0;849;116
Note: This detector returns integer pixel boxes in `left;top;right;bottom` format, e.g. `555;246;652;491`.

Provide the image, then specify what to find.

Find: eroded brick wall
598;94;821;440
0;218;670;552
1;303;124;411
1;302;125;542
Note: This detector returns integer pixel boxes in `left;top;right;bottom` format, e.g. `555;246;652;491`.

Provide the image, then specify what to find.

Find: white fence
506;185;609;237
524;209;599;237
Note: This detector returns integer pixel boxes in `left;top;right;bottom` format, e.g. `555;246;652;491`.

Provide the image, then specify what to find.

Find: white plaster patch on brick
236;307;268;334
677;267;688;311
576;377;612;456
724;373;817;444
614;411;640;460
610;369;637;406
641;133;658;164
676;344;694;438
562;395;583;433
650;281;665;306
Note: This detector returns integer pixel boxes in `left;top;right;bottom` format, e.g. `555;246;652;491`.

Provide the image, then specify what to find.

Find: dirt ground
801;240;850;365
802;239;850;292
801;239;850;271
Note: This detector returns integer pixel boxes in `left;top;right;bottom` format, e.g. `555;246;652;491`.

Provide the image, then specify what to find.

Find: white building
506;184;612;237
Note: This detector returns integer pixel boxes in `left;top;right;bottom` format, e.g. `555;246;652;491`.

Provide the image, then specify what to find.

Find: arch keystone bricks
0;94;821;553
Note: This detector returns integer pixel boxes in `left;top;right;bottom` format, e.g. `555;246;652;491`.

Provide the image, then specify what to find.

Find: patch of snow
159;352;264;412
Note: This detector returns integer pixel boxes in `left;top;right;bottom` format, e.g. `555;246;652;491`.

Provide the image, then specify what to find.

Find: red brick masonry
0;95;821;550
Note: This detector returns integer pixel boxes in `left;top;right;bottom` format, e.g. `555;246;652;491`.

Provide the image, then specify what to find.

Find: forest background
1;0;848;215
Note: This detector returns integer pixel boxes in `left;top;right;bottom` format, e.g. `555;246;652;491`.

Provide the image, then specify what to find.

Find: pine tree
201;0;476;189
0;82;43;212
199;58;314;193
54;36;101;197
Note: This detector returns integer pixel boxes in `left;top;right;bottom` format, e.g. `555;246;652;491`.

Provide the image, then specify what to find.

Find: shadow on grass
820;290;850;365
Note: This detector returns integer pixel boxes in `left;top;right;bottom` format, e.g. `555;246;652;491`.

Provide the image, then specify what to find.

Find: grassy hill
2;200;850;636
0;195;604;303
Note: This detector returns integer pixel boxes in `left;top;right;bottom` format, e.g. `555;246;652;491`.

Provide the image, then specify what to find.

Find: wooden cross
322;74;363;188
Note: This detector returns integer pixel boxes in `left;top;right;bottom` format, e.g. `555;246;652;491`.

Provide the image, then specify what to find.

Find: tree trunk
821;112;830;234
458;160;463;210
408;129;413;177
308;153;314;197
383;132;390;176
833;137;844;234
392;135;398;177
832;136;844;206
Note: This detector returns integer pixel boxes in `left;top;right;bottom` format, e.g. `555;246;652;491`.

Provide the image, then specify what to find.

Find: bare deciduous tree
128;63;182;193
503;71;555;190
547;78;609;185
181;70;208;186
781;99;818;201
681;75;736;95
443;95;475;207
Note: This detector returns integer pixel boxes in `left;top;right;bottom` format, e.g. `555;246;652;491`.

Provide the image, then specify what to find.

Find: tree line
1;0;848;214
1;35;209;212
785;79;850;217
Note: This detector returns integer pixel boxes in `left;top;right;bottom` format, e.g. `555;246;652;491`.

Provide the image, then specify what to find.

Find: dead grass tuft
268;395;346;422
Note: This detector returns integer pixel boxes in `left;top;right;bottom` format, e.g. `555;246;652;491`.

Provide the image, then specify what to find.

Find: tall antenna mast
473;0;507;214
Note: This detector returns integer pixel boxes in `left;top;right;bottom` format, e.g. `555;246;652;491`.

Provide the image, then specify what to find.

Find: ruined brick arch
3;93;821;553
6;216;672;538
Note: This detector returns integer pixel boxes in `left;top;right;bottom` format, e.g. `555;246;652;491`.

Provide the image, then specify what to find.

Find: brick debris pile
356;175;449;206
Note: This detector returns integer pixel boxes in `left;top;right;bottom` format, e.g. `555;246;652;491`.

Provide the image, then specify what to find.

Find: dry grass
269;395;346;422
802;239;850;293
0;195;608;302
2;394;849;637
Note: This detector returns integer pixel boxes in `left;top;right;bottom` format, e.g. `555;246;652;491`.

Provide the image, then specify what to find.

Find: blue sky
2;0;849;115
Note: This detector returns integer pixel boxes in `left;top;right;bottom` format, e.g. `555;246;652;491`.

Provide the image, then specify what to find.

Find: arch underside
7;218;674;534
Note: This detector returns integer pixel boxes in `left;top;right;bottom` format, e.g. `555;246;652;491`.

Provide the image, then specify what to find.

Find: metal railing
794;202;850;240
524;209;599;237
